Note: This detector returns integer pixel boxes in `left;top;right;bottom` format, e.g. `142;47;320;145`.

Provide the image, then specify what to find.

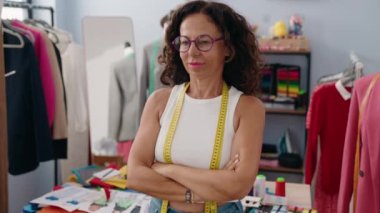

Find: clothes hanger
339;61;364;86
318;52;364;85
3;27;25;49
25;19;60;43
317;68;350;85
3;20;35;44
334;58;364;100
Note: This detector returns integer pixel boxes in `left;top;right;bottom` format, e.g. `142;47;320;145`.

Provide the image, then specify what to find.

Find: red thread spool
275;177;286;197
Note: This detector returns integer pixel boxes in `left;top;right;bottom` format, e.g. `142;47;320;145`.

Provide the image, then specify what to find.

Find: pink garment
338;73;380;213
12;20;56;127
117;140;133;163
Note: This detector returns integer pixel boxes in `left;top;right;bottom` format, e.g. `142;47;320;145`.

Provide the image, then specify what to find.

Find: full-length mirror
83;17;139;162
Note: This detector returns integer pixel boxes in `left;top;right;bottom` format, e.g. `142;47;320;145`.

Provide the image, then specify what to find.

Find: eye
180;40;190;46
197;35;212;47
198;39;211;45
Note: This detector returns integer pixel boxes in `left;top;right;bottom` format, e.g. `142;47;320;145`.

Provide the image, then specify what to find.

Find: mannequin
108;41;139;162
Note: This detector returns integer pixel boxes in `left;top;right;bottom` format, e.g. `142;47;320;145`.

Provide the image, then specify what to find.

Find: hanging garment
59;41;90;182
139;39;167;116
12;20;68;160
33;24;68;141
55;30;88;132
4;30;54;175
305;83;351;212
108;53;139;142
338;73;380;213
11;20;56;128
21;22;68;159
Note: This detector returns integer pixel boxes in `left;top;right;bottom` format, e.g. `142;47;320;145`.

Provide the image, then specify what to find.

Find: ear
224;45;231;57
224;46;235;63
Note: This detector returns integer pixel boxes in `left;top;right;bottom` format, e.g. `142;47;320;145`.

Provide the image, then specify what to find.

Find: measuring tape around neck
161;82;229;213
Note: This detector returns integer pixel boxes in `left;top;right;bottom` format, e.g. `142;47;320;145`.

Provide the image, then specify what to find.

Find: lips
189;62;204;65
188;62;204;69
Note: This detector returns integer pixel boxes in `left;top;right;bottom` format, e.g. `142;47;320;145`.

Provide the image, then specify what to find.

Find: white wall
55;0;380;89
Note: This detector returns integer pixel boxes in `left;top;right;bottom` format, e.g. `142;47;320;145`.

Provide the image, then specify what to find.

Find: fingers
224;154;240;170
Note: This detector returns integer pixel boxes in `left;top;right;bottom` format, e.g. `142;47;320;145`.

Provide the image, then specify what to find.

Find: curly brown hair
159;0;262;95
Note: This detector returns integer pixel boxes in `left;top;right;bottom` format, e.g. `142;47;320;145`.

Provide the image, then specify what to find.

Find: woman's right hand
223;154;240;171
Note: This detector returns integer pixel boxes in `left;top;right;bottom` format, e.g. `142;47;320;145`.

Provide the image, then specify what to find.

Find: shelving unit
258;47;311;183
259;165;304;174
266;108;306;116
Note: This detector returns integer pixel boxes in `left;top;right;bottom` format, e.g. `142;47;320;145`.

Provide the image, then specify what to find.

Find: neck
187;79;224;99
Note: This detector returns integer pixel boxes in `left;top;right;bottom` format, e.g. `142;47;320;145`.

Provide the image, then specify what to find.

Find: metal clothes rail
3;1;55;26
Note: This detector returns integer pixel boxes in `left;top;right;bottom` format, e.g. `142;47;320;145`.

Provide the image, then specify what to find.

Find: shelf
260;50;310;55
259;165;304;174
265;108;306;115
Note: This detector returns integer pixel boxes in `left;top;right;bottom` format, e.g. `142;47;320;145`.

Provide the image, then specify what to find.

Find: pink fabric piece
338;73;380;213
12;20;56;127
117;140;133;163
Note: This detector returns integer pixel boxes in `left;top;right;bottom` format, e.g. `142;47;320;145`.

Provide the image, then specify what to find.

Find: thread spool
253;174;266;198
275;177;286;197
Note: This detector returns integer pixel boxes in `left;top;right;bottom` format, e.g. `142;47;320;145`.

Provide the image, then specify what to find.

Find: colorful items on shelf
289;15;303;37
260;64;301;98
260;63;303;110
261;65;275;95
273;21;288;38
277;66;300;98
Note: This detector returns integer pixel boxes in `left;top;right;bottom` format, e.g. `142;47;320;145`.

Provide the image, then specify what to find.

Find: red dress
305;83;351;213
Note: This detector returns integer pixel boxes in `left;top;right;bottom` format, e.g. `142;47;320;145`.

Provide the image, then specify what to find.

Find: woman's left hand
151;162;173;177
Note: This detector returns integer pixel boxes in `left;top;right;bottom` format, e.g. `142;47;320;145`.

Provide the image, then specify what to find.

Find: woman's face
178;13;229;79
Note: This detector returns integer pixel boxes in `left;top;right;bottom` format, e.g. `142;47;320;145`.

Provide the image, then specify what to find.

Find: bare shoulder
236;95;265;116
145;87;173;117
233;94;265;134
149;87;172;104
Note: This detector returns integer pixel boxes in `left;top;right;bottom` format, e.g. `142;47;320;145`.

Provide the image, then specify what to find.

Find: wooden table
265;181;311;208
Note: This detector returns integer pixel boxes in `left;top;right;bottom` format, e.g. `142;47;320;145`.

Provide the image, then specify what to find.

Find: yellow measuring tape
161;82;229;213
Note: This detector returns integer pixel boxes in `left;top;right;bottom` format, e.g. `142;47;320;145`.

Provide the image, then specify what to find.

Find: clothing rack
3;1;55;26
3;1;59;186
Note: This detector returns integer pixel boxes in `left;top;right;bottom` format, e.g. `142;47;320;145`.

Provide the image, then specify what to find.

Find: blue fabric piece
149;198;243;213
22;203;39;213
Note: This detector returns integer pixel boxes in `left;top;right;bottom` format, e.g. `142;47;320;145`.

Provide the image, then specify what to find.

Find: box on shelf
262;96;296;110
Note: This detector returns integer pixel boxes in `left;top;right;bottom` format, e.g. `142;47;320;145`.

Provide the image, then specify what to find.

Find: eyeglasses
172;34;224;53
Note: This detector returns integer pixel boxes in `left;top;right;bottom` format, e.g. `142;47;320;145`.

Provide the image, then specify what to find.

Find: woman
128;1;265;212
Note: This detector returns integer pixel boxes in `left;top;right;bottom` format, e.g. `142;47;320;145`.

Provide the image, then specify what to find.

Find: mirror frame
0;25;9;213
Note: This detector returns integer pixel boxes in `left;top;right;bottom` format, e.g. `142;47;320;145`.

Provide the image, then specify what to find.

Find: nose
187;41;200;56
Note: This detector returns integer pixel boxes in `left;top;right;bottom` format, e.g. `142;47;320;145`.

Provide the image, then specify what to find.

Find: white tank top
155;83;243;169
